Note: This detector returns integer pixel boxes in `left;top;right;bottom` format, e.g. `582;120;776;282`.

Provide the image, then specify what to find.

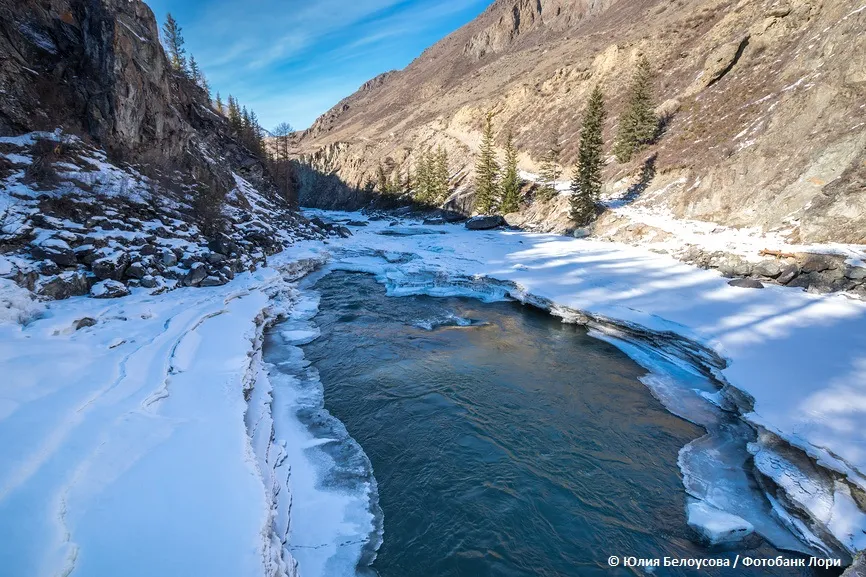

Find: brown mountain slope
294;0;866;244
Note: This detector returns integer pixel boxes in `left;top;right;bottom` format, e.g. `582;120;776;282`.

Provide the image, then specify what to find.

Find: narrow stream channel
271;271;836;577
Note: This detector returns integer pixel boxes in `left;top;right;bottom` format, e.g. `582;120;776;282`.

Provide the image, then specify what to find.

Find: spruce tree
433;146;449;202
376;163;388;194
614;56;657;163
162;14;187;73
474;111;500;215
188;55;201;83
537;134;562;201
414;149;431;202
571;84;606;225
215;92;224;115
228;96;241;131
500;131;520;214
391;167;403;196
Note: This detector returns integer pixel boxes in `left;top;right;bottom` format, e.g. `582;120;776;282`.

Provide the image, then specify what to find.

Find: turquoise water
300;272;835;577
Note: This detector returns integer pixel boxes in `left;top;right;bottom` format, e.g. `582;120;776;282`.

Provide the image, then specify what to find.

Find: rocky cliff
294;0;866;245
0;0;342;303
1;0;268;197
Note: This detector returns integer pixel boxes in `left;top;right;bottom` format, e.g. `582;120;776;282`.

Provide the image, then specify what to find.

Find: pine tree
433;146;449;202
500;131;520;214
537;134;562;201
162;14;187;73
614;56;658;163
376;163;388;194
474;111;500;215
571;84;607;225
215;92;224;115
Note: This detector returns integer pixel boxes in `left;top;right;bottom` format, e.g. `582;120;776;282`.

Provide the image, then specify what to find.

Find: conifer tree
474;111;500;215
241;106;251;134
500;131;520;214
614;56;658;163
162;14;187;73
215;92;224;115
571;84;607;225
391;166;403;196
538;133;562;201
376;163;388;194
433;146;449;202
227;96;241;131
249;110;264;155
188;55;201;83
415;149;432;202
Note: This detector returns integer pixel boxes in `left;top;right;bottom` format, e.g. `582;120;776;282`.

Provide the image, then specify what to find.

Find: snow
2;205;865;574
0;278;43;325
687;500;755;544
0;262;306;577
602;195;866;266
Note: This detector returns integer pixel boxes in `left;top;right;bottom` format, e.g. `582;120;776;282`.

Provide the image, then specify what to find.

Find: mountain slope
295;0;866;245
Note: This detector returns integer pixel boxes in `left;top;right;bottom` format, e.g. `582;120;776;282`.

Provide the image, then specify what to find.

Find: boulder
161;248;178;267
92;251;130;281
310;216;330;229
800;253;836;274
183;262;208;287
717;255;752;278
31;239;76;267
728;278;764;289
74;245;100;265
125;262;147;279
74;317;97;330
206;252;227;265
572;227;591;239
199;275;227;287
845;266;866;281
208;237;240;257
91;280;130;299
38;272;92;300
334;226;352;238
465;215;505;230
776;263;799;284
752;260;783;279
38;259;60;276
140;275;159;289
346;220;369;227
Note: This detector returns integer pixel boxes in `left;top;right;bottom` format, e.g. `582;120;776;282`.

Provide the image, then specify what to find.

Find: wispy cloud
145;0;490;128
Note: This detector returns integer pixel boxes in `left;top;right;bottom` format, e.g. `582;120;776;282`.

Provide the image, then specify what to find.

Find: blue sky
144;0;491;131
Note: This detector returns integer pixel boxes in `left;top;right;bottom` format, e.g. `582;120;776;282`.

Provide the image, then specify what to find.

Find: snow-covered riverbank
0;251;324;577
1;209;864;575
